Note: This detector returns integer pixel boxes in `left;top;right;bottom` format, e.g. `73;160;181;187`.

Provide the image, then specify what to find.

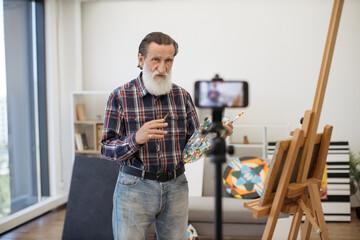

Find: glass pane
0;0;10;220
0;0;48;220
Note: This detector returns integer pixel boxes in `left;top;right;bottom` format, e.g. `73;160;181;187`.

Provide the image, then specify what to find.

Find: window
0;0;48;220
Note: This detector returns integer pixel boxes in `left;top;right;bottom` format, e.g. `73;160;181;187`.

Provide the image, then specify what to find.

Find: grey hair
138;32;178;69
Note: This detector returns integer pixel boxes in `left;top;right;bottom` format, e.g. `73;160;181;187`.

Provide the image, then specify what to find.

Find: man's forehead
146;42;175;57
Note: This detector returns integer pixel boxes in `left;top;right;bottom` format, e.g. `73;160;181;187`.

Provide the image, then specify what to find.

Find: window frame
0;0;51;231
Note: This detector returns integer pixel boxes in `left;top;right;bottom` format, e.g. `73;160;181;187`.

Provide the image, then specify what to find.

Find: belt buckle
156;171;166;182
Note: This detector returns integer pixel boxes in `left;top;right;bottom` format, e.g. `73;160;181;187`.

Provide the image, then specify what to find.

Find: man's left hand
223;122;234;139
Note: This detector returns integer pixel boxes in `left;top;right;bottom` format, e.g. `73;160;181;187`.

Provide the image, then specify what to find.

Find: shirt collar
136;72;148;97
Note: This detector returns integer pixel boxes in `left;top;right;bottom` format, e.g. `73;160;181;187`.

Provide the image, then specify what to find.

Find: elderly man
101;32;233;240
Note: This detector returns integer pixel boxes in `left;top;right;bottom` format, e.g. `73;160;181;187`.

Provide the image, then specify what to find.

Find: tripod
199;74;235;240
205;106;234;239
206;107;226;240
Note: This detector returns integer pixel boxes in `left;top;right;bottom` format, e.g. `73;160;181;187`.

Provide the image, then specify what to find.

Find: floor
0;205;66;240
0;205;359;240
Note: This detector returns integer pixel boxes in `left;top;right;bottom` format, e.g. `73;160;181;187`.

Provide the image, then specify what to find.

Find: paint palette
183;113;244;164
183;117;214;163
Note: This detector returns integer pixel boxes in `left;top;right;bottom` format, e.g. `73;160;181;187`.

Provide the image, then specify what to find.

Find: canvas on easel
243;0;344;239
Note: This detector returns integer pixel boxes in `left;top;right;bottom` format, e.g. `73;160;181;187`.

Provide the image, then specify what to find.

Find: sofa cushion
189;222;266;238
188;196;268;224
202;157;235;197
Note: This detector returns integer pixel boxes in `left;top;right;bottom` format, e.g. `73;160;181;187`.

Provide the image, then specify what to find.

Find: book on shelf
96;124;104;152
76;104;86;121
81;133;89;150
75;132;84;151
75;132;89;151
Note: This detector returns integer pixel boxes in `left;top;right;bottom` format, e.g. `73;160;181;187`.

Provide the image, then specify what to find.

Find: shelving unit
74;119;104;154
195;109;290;160
227;124;290;159
71;91;110;158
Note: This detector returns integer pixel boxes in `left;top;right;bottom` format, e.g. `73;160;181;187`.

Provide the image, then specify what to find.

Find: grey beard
142;68;173;96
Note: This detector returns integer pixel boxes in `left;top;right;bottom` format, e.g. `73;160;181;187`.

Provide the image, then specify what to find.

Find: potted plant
350;150;360;219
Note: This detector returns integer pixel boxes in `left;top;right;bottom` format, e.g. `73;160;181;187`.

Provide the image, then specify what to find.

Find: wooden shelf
227;124;290;158
71;92;109;157
230;143;264;148
75;120;103;124
75;149;101;155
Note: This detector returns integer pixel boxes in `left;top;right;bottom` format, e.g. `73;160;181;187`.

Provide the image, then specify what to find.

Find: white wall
45;0;83;195
47;0;360;201
80;0;360;154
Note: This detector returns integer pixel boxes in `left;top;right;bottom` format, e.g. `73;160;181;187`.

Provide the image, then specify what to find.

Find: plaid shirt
101;74;199;172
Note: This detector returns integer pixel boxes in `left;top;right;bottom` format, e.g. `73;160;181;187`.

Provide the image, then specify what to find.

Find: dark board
62;155;120;240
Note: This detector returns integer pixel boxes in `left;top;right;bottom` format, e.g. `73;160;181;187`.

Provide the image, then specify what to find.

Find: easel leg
262;213;281;240
308;183;329;240
288;206;303;240
262;129;304;240
302;198;313;240
298;195;325;240
301;218;312;240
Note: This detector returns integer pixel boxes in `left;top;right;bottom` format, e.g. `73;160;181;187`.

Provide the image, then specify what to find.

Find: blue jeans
112;171;189;240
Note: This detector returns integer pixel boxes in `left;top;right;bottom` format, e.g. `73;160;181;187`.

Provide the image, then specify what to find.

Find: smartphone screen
194;80;248;108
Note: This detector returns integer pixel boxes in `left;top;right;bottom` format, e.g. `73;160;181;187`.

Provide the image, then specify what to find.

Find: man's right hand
135;119;168;145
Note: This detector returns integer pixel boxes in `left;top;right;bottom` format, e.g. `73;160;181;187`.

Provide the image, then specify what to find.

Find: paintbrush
162;113;169;122
223;112;244;125
230;112;244;123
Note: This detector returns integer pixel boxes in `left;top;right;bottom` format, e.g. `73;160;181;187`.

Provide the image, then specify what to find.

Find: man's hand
222;122;234;139
135;119;168;145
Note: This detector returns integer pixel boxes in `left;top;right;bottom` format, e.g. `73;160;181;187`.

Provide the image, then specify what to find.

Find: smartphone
194;80;248;108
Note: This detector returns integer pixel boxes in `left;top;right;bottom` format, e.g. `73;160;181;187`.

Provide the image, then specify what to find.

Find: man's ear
138;53;144;70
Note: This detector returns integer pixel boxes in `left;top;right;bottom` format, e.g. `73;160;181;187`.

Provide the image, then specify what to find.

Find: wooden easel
243;0;344;239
